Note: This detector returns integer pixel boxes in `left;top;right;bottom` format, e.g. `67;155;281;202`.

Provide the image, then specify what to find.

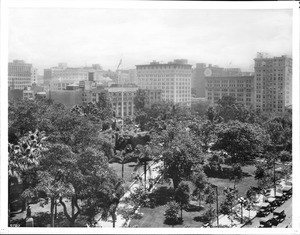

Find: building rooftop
136;59;191;67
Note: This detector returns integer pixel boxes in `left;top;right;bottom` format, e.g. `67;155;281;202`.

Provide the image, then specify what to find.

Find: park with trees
8;90;292;227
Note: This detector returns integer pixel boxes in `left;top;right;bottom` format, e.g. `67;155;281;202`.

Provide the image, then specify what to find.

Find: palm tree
109;144;134;179
134;145;153;189
101;181;124;228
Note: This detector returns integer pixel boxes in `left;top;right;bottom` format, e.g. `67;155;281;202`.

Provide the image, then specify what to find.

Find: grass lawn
129;164;258;228
109;162;139;187
130;205;204;228
209;164;258;206
129;181;205;228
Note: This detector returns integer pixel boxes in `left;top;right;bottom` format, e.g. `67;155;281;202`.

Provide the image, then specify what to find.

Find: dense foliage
8;93;292;227
8;99;122;227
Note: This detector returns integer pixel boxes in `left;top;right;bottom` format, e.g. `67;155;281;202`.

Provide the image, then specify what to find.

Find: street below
243;197;292;228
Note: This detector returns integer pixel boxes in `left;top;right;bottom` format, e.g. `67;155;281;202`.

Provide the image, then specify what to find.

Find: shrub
164;201;180;225
202;207;216;224
279;151;292;162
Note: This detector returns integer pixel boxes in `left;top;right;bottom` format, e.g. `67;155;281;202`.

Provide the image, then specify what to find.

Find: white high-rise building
136;59;192;106
254;54;292;113
8;60;33;90
45;63;106;90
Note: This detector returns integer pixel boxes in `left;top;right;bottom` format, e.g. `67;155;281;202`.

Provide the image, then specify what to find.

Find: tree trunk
71;197;75;217
112;213;116;228
60;196;81;227
50;197;55;227
55;200;58;219
172;177;180;189
199;192;201;207
180;206;183;219
22;198;27;212
111;203;117;228
8;178;11;217
122;163;124;179
249;207;250;219
144;162;147;189
70;218;75;227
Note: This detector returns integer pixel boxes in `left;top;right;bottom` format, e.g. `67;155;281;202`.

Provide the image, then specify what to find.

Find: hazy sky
8;8;292;73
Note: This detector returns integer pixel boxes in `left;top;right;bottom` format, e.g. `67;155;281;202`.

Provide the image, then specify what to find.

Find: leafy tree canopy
212;121;270;164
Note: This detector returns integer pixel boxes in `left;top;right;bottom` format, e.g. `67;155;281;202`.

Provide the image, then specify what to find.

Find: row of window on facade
207;88;252;92
137;65;191;70
207;84;252;88
110;92;136;96
141;81;190;85
208;96;251;102
256;104;284;109
9;81;31;84
112;102;133;106
138;74;191;77
207;80;252;83
141;77;191;80
208;92;252;96
256;95;284;100
143;84;190;88
115;111;132;117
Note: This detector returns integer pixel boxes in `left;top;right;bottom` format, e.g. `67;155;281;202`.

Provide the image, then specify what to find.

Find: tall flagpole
117;58;123;131
121;60;124;130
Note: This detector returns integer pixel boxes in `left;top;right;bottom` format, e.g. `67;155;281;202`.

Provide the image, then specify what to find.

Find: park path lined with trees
8;93;292;228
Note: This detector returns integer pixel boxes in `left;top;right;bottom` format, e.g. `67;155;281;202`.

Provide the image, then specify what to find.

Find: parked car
259;216;273;228
275;193;285;205
282;186;292;199
273;208;286;223
257;202;271;217
265;197;277;211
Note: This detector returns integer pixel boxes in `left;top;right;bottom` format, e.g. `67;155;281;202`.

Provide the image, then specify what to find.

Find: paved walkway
94;161;163;227
95;163;292;228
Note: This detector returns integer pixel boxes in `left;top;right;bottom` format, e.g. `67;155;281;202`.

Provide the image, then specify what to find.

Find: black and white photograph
0;0;299;234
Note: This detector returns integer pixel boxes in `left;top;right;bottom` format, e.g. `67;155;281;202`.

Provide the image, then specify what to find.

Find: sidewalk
95;161;163;227
211;201;258;228
211;177;292;228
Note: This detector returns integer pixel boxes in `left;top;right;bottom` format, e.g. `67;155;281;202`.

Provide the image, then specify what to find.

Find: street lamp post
215;186;219;227
238;197;246;224
210;184;219;227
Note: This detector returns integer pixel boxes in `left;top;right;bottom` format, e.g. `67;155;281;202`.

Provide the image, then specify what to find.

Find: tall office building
45;63;106;90
31;68;38;85
144;89;162;108
192;63;246;98
106;84;138;117
50;67;89;90
192;63;224;98
8;60;34;90
43;63;67;86
254;53;292;112
205;75;254;106
136;59;192;106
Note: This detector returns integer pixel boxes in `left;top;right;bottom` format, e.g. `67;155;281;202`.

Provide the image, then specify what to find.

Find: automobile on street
256;202;271;217
273;208;286;224
258;215;273;228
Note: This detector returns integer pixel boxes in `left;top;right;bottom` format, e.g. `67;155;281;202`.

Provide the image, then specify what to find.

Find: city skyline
8;8;292;73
